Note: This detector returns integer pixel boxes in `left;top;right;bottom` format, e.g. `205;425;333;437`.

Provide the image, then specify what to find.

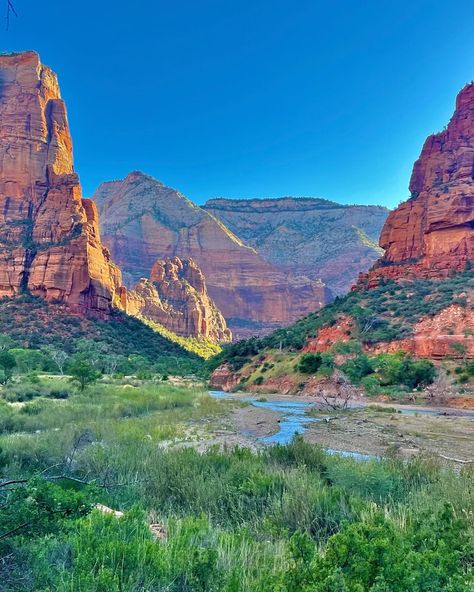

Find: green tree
399;357;436;388
0;333;15;351
42;346;69;375
0;350;16;383
297;353;323;374
69;358;101;391
10;348;46;374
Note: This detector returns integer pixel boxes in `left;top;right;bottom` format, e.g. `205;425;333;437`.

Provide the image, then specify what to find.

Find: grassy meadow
0;376;473;591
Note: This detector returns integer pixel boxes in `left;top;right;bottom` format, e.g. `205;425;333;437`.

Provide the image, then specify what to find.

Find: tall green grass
0;381;472;591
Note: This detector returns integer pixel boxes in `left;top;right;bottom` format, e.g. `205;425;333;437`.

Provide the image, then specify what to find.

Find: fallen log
438;454;474;464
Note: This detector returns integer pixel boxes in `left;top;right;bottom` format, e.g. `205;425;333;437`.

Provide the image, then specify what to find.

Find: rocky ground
182;393;474;465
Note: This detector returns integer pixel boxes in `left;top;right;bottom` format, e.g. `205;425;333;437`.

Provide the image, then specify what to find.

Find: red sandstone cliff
127;257;231;343
0;51;124;315
361;82;474;287
204;198;387;296
92;172;328;338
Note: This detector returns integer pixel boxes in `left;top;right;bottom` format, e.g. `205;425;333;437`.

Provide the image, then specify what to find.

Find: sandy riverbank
197;392;474;463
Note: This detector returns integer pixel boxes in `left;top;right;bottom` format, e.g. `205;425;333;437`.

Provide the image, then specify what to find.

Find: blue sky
3;1;474;208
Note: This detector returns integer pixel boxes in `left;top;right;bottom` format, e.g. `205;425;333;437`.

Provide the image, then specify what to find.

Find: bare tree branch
0;522;28;541
0;479;28;489
5;0;18;31
317;370;360;410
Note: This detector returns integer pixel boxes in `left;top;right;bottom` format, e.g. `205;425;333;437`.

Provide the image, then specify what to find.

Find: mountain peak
360;81;474;288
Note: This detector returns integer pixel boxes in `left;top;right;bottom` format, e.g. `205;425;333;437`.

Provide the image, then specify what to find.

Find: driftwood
95;503;124;518
438;454;474;465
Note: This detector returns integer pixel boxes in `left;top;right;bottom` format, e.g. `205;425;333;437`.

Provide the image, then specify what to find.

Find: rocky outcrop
204;198;388;295
0;51;124;315
369;305;474;359
210;364;240;391
126;257;231;343
303;315;354;353
92;172;328;338
301;304;474;360
362;82;474;287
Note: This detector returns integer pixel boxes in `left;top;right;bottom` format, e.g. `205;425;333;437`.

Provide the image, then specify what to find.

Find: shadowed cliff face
361;82;474;287
92;173;328;338
0;51;124;315
126;256;232;343
203;197;388;296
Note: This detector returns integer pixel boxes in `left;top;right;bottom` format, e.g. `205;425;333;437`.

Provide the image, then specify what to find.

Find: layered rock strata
0;51;124;315
92;172;328;337
204;198;388;295
126;257;231;343
361;82;474;287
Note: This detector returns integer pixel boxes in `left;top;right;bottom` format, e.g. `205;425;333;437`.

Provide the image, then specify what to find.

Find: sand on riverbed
196;393;474;464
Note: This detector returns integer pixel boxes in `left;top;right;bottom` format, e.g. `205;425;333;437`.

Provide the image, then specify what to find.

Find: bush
0;350;16;383
399;357;436;388
361;374;382;396
297;353;323;374
340;354;374;383
68;358;101;391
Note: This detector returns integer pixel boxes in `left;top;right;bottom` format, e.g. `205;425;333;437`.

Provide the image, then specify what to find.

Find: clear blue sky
3;1;474;208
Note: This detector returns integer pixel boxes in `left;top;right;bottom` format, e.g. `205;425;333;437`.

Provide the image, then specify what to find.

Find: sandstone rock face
127;257;231;343
363;82;474;286
0;51;124;315
369;305;474;359
92;172;328;338
210;363;240;391
303;315;354;353
204;198;388;296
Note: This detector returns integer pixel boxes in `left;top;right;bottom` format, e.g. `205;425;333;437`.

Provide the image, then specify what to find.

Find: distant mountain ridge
204;197;388;295
92;172;328;339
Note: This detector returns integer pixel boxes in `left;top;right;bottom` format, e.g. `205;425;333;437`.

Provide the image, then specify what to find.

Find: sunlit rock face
361;82;474;287
92;172;328;338
204;197;388;296
0;51;124;315
126;256;232;343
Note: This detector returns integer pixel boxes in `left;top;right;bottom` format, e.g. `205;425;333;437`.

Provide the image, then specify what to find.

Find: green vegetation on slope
211;269;474;372
142;317;221;359
353;225;384;254
0;380;472;590
0;296;206;377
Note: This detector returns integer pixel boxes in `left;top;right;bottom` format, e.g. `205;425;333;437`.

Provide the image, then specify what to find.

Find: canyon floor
184;392;474;464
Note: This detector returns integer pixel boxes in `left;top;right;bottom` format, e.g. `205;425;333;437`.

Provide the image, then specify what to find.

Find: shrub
297;353;323;374
0;350;16;383
68;358;101;391
340;354;373;383
361;374;382;396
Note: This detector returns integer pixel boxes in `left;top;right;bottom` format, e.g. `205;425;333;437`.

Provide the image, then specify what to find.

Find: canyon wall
0;51;230;344
204;197;388;295
361;82;474;287
93;172;328;338
0;51;124;315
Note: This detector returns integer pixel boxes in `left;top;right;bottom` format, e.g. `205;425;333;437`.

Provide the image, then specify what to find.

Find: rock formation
92;172;328;338
210;364;240;391
204;198;388;295
0;51;124;315
361;82;474;287
369;305;474;359
126;257;231;343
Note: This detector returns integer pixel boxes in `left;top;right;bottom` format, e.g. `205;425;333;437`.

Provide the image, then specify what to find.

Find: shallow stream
209;390;374;460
